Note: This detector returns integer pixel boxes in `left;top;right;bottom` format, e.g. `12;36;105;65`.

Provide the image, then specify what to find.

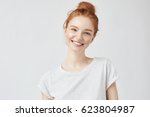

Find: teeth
72;40;83;46
73;42;82;46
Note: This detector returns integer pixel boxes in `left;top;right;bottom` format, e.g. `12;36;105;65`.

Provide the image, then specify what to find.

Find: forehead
68;16;94;31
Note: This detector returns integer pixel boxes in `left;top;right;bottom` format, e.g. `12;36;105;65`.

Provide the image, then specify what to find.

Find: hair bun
77;1;95;14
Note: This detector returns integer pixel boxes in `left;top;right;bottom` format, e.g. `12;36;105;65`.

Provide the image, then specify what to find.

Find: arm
41;92;54;100
106;82;118;100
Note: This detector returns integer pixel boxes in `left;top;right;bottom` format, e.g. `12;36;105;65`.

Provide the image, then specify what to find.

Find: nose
76;32;82;41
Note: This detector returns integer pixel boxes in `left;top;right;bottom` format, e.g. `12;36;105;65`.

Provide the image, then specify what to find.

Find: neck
65;50;87;65
62;49;91;71
62;50;93;72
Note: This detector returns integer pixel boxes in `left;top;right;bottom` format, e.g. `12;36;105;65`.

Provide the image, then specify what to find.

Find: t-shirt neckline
59;57;96;75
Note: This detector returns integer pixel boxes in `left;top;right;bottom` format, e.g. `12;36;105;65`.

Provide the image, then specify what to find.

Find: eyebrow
70;25;93;32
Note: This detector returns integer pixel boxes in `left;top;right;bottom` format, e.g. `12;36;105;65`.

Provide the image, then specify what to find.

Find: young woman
38;1;119;100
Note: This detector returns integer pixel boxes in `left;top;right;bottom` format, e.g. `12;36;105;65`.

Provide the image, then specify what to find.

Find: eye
71;28;77;32
84;32;91;35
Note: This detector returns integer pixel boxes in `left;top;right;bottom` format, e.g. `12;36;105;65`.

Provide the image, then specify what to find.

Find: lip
71;40;84;46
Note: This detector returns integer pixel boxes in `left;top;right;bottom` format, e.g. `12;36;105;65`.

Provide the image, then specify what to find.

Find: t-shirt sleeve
38;71;51;97
106;59;119;89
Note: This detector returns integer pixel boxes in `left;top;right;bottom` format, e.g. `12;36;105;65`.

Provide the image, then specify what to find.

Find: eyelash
84;32;91;35
71;28;77;31
70;28;91;35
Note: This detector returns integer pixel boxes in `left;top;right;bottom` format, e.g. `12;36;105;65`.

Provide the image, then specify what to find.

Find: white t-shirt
38;57;119;100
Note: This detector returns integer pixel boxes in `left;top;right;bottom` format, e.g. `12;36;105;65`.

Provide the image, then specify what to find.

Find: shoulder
93;57;116;71
94;57;112;65
40;67;59;81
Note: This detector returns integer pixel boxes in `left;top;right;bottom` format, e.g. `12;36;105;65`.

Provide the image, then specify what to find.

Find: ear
64;26;67;33
90;35;95;43
64;27;67;38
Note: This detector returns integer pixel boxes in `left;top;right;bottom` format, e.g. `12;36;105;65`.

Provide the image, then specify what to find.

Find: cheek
65;31;75;40
83;37;93;44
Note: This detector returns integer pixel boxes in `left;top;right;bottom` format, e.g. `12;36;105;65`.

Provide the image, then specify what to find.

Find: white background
0;0;150;99
0;100;150;116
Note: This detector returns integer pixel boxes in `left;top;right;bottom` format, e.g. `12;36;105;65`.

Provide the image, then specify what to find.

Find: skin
41;16;118;100
106;82;118;100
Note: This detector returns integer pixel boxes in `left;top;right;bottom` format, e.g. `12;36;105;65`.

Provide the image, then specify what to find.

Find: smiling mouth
71;40;84;46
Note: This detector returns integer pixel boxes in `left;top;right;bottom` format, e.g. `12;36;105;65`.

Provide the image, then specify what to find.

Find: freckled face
64;16;95;53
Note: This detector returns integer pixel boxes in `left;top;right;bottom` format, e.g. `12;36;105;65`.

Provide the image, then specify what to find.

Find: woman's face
64;16;95;53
